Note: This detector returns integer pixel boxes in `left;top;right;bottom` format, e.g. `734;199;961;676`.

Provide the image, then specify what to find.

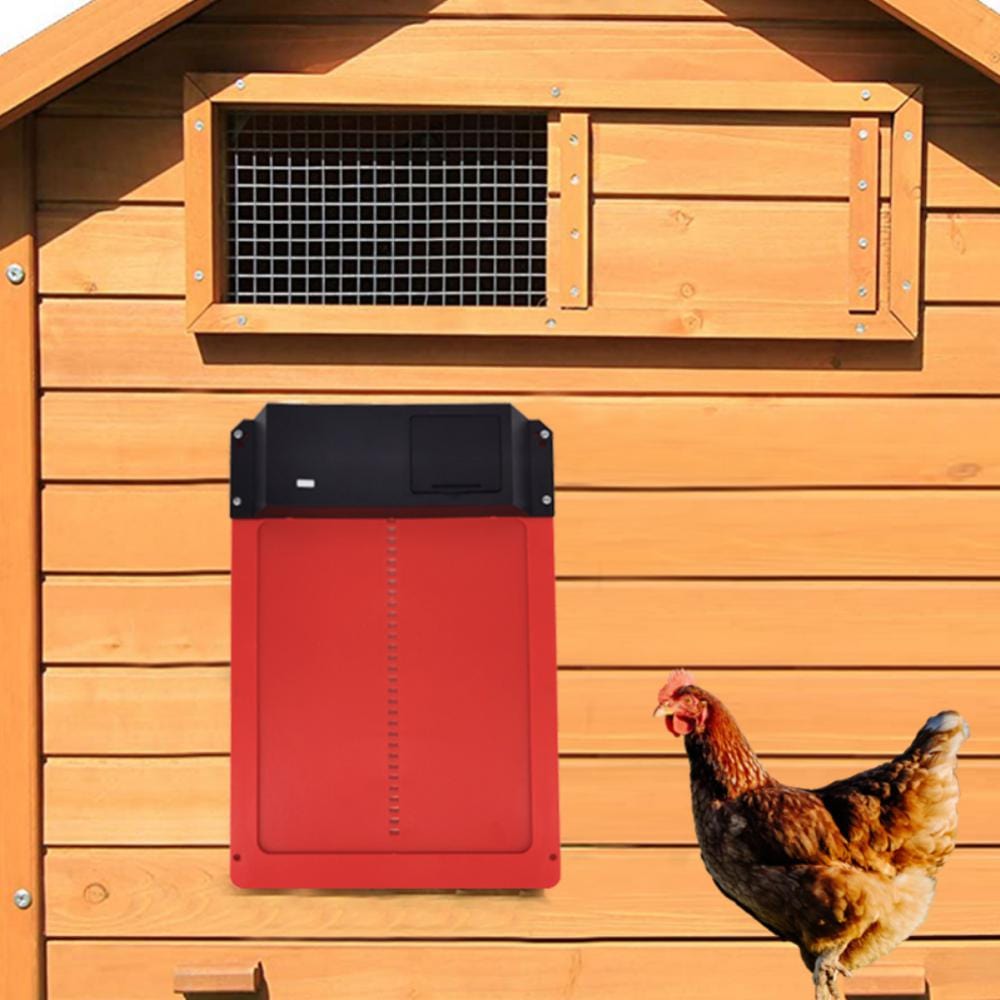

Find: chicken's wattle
666;714;695;736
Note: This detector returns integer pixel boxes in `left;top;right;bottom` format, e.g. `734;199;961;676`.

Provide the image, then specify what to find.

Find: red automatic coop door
230;403;560;889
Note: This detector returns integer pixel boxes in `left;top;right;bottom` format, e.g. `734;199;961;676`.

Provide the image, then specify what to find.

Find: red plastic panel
231;515;559;889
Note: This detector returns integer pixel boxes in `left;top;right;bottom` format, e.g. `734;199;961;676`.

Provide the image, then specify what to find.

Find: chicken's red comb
658;669;698;702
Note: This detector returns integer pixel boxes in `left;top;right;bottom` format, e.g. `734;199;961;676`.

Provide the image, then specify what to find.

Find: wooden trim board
0;117;42;1000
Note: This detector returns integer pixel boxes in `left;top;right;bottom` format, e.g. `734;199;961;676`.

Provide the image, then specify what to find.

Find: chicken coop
1;0;1000;997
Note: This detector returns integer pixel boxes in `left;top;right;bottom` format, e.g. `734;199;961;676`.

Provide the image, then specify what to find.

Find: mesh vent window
225;112;549;307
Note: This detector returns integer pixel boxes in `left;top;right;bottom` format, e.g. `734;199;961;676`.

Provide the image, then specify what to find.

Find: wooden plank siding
41;846;1000;938
39;576;1000;667
28;1;1000;997
39;393;1000;485
42;666;1000;757
36;299;1000;395
42;941;1000;1000
33;203;1000;303
34;21;998;122
43;756;1000;846
42;485;1000;576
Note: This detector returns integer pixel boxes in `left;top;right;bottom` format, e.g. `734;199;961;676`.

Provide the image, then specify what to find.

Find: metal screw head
236;315;248;327
539;429;551;441
6;263;25;285
855;323;867;334
568;134;579;146
194;120;205;133
233;429;244;440
858;128;869;140
551;86;561;98
12;889;32;910
570;228;580;240
194;270;205;282
569;285;580;298
541;494;553;506
858;286;868;298
545;318;557;329
903;130;914;142
857;179;869;191
902;280;913;292
570;174;580;186
861;88;872;100
235;78;246;90
858;237;870;249
232;496;243;508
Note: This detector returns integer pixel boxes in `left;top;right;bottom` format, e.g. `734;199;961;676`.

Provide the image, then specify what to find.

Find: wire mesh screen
226;112;549;307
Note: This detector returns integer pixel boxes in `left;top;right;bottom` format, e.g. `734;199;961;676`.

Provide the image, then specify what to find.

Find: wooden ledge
845;966;927;999
174;963;263;995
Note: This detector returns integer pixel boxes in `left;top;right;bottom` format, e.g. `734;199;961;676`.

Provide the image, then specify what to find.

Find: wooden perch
173;963;263;995
845;965;927;998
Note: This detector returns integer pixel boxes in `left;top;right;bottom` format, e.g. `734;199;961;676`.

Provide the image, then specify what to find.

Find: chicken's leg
812;948;849;1000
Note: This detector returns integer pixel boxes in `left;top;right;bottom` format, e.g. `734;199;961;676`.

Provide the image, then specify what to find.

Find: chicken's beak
653;701;675;719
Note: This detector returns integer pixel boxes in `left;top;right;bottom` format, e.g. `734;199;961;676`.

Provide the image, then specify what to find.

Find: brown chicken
653;669;968;1000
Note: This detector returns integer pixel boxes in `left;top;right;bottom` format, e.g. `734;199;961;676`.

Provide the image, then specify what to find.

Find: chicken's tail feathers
909;710;970;763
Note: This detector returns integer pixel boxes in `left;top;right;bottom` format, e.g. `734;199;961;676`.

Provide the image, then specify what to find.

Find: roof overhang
865;0;1000;86
0;0;997;130
0;0;217;131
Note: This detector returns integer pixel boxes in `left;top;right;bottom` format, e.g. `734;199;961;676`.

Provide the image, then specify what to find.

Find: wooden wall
34;0;1000;996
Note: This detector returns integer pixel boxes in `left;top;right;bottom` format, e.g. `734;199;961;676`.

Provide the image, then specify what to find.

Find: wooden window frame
185;74;923;341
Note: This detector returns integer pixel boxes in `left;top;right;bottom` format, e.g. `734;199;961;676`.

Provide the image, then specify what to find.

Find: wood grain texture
38;205;183;296
173;964;261;993
37;201;996;303
848;117;880;312
926;125;1000;209
40;21;972;120
592;200;849;310
47;940;999;1000
0;117;42;1000
42;666;1000;756
41;577;1000;668
889;93;924;333
36;300;1000;395
41;485;1000;577
199;0;895;21
44;667;230;755
43;756;1000;847
41;392;1000;486
558;112;590;310
594;117;891;198
43;846;999;938
925;213;1000;302
36;117;183;203
183;81;218;327
34;116;999;209
844;966;926;998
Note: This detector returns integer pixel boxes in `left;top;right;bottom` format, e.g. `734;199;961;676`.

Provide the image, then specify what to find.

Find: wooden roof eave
864;0;1000;86
0;0;217;131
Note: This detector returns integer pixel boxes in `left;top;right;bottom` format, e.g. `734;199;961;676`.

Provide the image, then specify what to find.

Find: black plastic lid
230;403;554;519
